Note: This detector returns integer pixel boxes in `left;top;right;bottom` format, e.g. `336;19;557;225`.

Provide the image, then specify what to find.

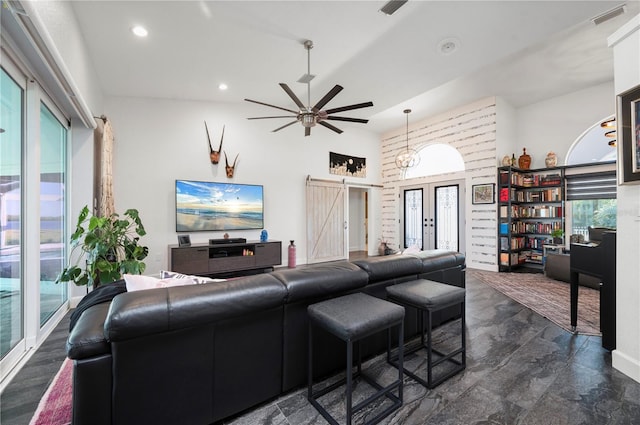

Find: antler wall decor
224;152;239;178
205;121;224;164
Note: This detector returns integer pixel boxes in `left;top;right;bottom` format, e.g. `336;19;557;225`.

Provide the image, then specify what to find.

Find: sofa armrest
67;302;111;359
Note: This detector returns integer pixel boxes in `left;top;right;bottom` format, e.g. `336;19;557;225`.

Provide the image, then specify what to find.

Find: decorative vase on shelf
502;155;512;166
518;148;531;169
545;151;557;168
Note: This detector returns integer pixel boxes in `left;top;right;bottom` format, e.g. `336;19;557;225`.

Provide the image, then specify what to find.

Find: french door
402;180;464;252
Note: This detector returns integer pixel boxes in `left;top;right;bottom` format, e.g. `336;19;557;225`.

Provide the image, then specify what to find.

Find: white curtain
93;116;115;217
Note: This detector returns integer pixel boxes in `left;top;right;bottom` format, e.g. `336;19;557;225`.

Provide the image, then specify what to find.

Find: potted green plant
551;228;564;245
56;205;149;287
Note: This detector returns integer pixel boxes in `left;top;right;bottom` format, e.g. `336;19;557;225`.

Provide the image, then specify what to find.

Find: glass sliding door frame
0;49;70;388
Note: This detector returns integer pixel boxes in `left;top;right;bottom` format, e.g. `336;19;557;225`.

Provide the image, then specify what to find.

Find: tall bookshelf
498;166;565;272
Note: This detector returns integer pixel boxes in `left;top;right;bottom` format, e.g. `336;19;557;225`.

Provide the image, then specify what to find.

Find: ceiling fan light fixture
244;39;373;136
301;113;316;127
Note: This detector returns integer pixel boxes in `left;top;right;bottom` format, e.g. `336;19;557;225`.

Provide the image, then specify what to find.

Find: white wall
104;96;382;273
515;81;615;168
380;97;498;270
609;14;640;384
26;1;103;115
19;1;103;304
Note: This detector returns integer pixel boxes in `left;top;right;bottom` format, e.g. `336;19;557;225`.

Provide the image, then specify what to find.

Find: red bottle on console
288;240;296;268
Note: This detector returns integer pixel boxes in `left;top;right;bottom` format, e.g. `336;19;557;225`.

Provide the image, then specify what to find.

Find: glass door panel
0;67;24;358
435;185;459;251
404;188;423;248
39;103;67;325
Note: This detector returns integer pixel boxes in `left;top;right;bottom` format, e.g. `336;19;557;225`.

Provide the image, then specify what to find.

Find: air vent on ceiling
591;4;626;25
380;0;408;16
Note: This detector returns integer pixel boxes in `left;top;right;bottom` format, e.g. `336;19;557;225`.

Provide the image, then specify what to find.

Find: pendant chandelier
395;109;420;171
601;117;616;147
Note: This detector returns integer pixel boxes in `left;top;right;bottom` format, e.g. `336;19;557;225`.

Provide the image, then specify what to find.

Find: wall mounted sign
329;152;366;178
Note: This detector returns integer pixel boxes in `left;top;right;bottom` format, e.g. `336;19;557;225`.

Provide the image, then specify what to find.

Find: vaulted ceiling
70;1;639;133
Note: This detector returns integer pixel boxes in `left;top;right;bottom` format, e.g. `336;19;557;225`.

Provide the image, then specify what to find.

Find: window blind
566;171;617;200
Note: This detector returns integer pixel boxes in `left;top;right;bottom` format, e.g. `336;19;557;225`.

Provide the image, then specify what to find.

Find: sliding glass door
1;58;69;384
0;66;24;361
39;104;67;324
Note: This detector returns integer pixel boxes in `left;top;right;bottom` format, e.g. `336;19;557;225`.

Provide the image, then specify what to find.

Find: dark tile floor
3;272;640;425
223;274;640;425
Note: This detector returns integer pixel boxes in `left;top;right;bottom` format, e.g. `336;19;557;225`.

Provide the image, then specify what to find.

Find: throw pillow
123;274;197;292
402;244;422;255
159;270;222;284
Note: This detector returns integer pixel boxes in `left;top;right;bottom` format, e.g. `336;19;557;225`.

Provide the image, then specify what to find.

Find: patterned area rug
468;269;600;336
29;358;72;425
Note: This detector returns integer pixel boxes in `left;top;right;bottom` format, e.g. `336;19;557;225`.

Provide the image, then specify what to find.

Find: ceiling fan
244;40;374;136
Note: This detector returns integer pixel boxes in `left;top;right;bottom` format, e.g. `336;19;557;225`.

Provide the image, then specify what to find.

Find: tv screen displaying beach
176;180;264;231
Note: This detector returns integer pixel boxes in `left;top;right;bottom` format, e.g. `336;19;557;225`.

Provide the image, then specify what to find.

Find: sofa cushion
272;261;368;303
352;255;422;283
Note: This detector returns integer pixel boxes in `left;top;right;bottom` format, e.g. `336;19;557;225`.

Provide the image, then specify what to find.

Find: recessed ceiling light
437;37;460;56
218;83;228;91
131;26;148;37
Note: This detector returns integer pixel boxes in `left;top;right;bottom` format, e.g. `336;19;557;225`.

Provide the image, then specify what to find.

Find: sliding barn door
306;179;347;263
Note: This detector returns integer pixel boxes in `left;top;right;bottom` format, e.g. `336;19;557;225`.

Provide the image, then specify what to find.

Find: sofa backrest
104;273;287;342
271;261;368;303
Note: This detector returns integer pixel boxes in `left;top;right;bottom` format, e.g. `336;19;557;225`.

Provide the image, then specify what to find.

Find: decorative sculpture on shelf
545;151;558;168
518;148;531;169
205;121;224;164
224;152;239;178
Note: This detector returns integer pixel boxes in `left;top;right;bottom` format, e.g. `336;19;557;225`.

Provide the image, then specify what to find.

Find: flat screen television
175;180;264;232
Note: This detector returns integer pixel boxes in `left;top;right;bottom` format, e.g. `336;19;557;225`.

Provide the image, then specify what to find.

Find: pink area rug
29;358;72;425
467;269;600;336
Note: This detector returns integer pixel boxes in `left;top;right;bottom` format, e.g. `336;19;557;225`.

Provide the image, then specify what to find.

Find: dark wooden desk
569;231;616;350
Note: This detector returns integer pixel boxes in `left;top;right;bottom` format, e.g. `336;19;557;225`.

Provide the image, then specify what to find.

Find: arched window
565;115;617;239
566;115;617;165
404;143;465;179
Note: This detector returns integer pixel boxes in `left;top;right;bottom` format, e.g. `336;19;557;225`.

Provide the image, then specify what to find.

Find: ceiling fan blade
247;115;297;120
279;83;305;109
324;101;374;115
318;121;343;134
305;127;311;137
272;120;299;132
326;116;369;124
313;85;343;111
245;98;298;114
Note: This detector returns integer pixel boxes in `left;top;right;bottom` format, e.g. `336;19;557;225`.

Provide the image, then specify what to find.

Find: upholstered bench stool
307;292;405;425
386;279;466;388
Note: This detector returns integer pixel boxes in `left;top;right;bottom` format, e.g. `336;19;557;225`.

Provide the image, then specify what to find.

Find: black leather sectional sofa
67;250;465;425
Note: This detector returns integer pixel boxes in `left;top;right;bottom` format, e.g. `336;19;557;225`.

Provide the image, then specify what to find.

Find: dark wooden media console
169;240;282;277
